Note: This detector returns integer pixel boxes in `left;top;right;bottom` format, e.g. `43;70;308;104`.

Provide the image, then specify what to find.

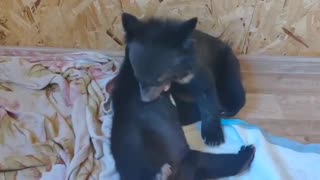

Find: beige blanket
0;48;120;180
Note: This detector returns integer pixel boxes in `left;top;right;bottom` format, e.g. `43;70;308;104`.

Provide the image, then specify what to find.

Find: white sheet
183;120;320;180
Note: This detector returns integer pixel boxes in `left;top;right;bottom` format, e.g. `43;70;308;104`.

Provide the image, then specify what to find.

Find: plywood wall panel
0;0;319;56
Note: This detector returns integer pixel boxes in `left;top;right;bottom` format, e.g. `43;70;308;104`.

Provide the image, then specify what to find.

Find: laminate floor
236;56;320;144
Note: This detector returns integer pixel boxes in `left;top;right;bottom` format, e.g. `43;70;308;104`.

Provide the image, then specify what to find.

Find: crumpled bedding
0;48;120;180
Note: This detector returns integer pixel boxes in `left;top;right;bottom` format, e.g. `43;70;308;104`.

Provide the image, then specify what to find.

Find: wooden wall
0;0;319;56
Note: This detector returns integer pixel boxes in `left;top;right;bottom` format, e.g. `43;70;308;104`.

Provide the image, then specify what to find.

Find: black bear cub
122;13;246;146
109;13;255;180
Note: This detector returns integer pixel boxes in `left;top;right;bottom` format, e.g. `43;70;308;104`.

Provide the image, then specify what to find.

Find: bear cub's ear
122;13;141;37
177;17;198;39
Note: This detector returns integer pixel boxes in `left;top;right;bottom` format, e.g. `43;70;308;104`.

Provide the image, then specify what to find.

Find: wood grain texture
234;56;320;144
1;0;320;56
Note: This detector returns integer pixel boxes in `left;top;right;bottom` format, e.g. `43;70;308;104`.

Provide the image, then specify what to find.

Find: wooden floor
236;55;320;144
